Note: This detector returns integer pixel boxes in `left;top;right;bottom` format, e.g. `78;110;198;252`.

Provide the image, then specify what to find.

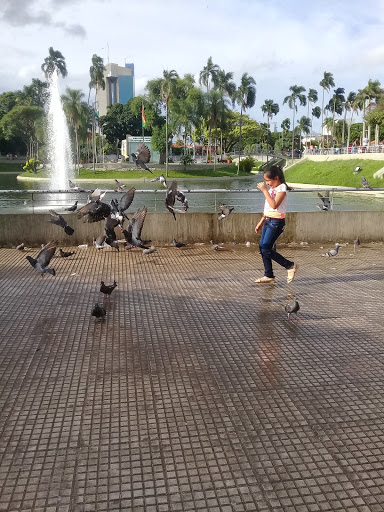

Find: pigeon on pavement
143;246;157;255
91;303;106;321
361;176;372;189
285;296;301;321
210;240;224;251
100;280;117;299
93;233;106;252
68;180;85;192
218;204;234;220
354;237;360;252
48;210;75;235
65;200;78;212
131;144;153;173
323;243;341;257
16;243;25;251
59;249;75;258
173;238;188;249
26;240;57;276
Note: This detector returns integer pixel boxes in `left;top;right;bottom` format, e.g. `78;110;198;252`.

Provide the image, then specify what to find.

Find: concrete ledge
0;212;383;247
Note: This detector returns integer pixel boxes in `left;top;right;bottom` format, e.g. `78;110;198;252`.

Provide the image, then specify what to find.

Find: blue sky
1;0;384;131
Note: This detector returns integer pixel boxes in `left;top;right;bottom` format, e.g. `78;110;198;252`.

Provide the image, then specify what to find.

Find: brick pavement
0;242;383;512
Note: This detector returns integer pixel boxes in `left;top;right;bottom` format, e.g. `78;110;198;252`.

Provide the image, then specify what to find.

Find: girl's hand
255;221;263;233
257;181;267;193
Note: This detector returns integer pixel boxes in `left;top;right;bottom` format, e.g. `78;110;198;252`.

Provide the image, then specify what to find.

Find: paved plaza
0;242;384;512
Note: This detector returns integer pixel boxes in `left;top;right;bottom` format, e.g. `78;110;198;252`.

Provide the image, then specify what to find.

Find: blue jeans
259;218;293;278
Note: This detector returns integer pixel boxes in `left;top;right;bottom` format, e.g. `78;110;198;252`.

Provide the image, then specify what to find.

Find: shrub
23;158;40;173
239;156;256;173
180;153;194;170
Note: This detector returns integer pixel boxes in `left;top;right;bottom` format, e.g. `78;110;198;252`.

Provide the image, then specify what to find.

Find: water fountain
46;69;74;189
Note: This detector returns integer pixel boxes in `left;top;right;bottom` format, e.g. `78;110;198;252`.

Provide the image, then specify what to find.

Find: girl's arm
257;182;286;209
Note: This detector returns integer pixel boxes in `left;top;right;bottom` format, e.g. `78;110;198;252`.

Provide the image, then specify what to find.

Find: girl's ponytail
264;165;293;191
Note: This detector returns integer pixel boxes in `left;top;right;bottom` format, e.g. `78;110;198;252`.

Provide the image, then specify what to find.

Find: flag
142;103;146;128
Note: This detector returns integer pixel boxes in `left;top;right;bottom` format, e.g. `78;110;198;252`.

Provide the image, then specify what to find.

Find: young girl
254;165;298;284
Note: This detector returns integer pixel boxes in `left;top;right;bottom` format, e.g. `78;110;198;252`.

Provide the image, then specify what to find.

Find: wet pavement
0;242;383;512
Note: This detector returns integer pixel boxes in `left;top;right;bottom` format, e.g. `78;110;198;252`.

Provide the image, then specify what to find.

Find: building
121;135;160;164
96;63;135;116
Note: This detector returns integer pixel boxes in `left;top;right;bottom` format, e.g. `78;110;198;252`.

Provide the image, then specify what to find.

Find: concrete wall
0;212;383;247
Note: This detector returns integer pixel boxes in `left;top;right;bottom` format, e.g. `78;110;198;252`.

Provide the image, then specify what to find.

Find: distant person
254;165;298;284
352;139;357;153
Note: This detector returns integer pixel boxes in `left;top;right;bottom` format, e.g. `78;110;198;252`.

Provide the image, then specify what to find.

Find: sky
1;0;384;132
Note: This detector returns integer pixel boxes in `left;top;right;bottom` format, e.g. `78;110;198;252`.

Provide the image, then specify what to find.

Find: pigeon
165;181;177;220
131;144;153;173
143;245;157;255
323;243;341;257
317;192;330;211
77;200;111;223
59;249;75;258
68;180;85;192
100;280;117;299
26;240;57;276
104;215;120;240
106;237;120;251
91;303;106;322
176;190;189;211
112;187;136;225
90;188;107;202
353;166;361;174
16;243;25;251
285;296;301;321
65;200;78;212
210;240;224;251
114;179;126;191
361;176;372;189
48;210;75;235
93;233;106;252
122;207;150;249
150;174;167;187
173;238;188;249
218;204;234;221
354;237;360;252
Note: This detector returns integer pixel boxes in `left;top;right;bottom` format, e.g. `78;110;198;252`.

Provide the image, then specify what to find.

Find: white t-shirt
263;183;288;219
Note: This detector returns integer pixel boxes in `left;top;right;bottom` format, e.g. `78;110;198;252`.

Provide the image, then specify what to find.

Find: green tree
41;47;67;78
62;88;87;173
307;88;318;135
280;118;290;149
88;54;106;168
99;102;144;146
296;116;311;148
234;72;256;174
319;71;335;144
161;70;179;175
326;87;345;143
0;91;21;120
199;56;219;92
214;69;236;158
343;91;356;146
283;85;306;159
20;79;49;108
261;99;279;154
151;124;168;163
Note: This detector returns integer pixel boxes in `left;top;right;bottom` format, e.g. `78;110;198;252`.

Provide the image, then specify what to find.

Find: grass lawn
21;164;253;180
0;162;24;172
285;159;384;187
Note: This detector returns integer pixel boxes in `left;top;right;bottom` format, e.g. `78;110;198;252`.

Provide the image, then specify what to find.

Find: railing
0;188;383;214
303;145;384;156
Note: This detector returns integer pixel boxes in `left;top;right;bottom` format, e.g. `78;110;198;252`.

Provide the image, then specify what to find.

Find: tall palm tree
311;106;321;138
215;69;236;159
88;54;105;169
281;118;290;148
307;88;318;135
199;57;220;162
62;88;86;173
343;91;356;146
358;79;382;143
319;72;335;145
283;85;306;161
296;116;311;148
41;47;67;79
161;69;179;176
326;87;345;143
235;73;256;174
261;99;279;156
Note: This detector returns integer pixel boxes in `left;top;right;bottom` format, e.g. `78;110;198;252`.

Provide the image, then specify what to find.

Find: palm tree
359;79;382;143
326;87;345;143
296;116;311;149
61;88;86;173
41;47;67;79
261;99;279;158
319;72;335;146
343;91;356;146
311;106;321;140
235;73;256;174
215;69;236;159
281;118;290;148
307;88;318;135
199;57;220;162
161;69;179;176
283;85;306;161
88;54;105;169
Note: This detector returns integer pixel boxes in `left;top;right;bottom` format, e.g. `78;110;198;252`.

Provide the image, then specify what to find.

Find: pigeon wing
118;187;136;212
90;188;101;202
36;240;57;268
137;144;151;164
166;181;177;208
48;210;67;228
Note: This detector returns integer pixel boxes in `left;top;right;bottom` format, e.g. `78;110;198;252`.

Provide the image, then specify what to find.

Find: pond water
0;172;382;214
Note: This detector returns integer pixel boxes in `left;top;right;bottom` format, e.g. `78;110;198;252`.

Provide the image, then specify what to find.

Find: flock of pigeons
316;168;372;211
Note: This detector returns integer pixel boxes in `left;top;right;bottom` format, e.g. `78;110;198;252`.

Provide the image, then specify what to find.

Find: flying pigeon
93;233;106;252
65;200;78;212
91;303;106;322
210;240;224;251
48;210;75;235
100;280;117;300
122;207;150;249
165;181;178;220
285;296;301;321
26;240;57;276
173;238;188;249
323;243;341;257
104;215;120;241
114;179;126;192
354;237;360;252
59;249;75;258
143;246;157;255
218;204;234;221
176;190;189;211
16;243;25;251
361;176;372;189
317;192;330;211
111;187;136;225
353;166;361;174
131;144;153;173
150;174;167;187
77;200;111;223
